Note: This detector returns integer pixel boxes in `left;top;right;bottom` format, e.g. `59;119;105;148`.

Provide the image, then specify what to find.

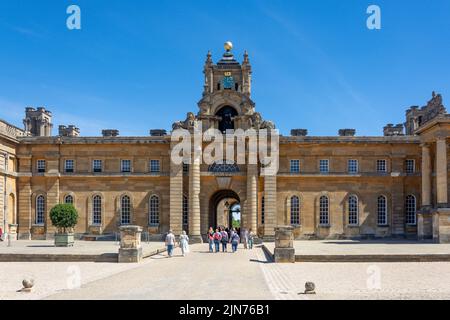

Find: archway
215;106;238;133
209;190;240;229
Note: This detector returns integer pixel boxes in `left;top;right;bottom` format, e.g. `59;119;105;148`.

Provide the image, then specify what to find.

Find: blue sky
0;0;449;136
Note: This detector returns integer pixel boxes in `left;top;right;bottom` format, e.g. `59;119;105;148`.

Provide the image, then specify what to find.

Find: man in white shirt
165;230;176;257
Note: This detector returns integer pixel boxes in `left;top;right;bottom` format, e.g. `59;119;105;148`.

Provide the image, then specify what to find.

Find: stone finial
383;123;404;136
102;129;119;137
291;129;308;137
59;125;80;137
338;129;356;137
150;129;167;136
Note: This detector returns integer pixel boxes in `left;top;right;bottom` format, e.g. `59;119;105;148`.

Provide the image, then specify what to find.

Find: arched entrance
209;190;240;229
215;106;238;133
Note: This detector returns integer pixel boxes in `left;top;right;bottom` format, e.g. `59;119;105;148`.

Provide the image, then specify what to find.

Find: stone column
118;225;143;263
169;159;183;237
246;164;258;233
188;144;202;243
274;226;295;263
436;137;448;207
421;143;432;207
263;175;277;240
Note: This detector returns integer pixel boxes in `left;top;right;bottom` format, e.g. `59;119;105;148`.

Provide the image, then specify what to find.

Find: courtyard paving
1;242;450;300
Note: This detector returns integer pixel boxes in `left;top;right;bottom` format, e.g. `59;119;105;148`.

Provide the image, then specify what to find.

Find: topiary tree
50;204;78;234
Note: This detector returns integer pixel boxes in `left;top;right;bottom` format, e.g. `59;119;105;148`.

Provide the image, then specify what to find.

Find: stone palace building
1;43;449;243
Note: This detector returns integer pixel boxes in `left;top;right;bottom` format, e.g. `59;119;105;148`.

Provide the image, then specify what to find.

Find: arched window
149;195;159;225
36;195;45;225
405;195;417;225
290;196;300;225
348;195;358;225
93;195;102;225
121;195;131;225
64;195;74;205
261;196;265;225
377;195;387;226
182;195;188;226
319;196;329;225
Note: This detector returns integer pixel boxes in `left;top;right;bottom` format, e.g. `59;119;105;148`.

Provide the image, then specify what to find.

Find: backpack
221;231;228;242
213;232;222;241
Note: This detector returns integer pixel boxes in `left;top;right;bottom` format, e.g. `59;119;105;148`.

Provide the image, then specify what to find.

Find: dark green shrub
50;204;78;233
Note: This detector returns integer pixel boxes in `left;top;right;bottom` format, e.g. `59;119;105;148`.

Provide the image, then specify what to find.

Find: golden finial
224;41;233;52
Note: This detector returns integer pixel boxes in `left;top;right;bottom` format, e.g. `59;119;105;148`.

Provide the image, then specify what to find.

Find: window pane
290;160;300;173
121;160;131;173
150;160;160;173
121;196;131;224
348;160;358;174
37;160;46;173
93;196;102;225
406;160;415;174
377;196;387;225
377;160;387;173
261;196;265;225
406;195;416;225
319;196;329;225
290;196;300;225
319;160;329;173
348;195;358;225
36;195;45;224
149;196;160;225
64;195;73;204
65;160;74;173
93;160;102;173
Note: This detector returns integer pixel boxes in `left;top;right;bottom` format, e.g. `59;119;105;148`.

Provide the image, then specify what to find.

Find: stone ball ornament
20;279;34;292
304;281;316;294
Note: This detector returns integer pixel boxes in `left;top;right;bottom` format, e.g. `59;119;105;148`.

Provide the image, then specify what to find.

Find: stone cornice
17;136;171;145
280;136;421;144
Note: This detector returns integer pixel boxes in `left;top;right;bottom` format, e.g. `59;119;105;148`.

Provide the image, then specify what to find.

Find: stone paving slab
263;240;450;262
0;240;166;262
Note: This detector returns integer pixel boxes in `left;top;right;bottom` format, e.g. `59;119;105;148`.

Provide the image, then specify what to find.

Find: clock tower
172;41;274;133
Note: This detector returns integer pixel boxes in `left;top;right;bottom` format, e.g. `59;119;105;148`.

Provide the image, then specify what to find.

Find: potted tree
50;204;78;247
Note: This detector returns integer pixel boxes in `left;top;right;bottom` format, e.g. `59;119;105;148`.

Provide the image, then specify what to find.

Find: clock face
222;76;235;89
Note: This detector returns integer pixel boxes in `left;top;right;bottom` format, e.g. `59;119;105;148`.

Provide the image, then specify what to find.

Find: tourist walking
231;231;240;253
248;228;254;249
165;230;176;258
179;231;190;256
207;227;214;253
220;228;229;252
213;228;222;253
242;228;249;249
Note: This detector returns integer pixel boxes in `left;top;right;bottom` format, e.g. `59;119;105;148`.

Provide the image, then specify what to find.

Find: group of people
165;230;190;257
207;227;255;253
164;227;256;257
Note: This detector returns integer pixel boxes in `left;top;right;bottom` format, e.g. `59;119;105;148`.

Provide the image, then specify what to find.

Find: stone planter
54;233;75;247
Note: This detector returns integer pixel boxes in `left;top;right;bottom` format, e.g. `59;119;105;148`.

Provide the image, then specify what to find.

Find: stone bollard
118;225;143;263
274;226;295;263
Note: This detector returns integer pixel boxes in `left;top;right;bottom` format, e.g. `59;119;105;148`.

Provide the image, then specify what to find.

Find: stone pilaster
421;143;432;207
188;144;202;243
17;177;32;240
436;137;448;207
45;177;60;238
246;164;258;233
263;175;277;240
169;160;183;237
